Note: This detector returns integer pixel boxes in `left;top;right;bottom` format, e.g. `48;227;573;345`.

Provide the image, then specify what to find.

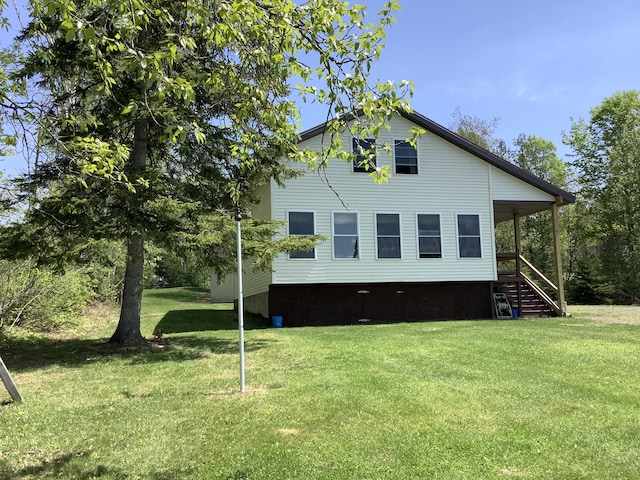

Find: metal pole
0;355;23;403
514;214;522;318
551;200;567;316
236;213;245;393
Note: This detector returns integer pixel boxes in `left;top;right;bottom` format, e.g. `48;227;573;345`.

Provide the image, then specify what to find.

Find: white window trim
287;209;317;260
374;212;403;260
331;211;360;260
393;139;419;175
415;212;443;260
455;212;483;259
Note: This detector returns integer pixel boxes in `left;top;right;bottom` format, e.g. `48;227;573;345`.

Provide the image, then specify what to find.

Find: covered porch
493;198;570;318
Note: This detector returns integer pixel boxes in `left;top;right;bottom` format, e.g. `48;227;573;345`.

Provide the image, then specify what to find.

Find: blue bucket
511;308;519;319
272;315;283;328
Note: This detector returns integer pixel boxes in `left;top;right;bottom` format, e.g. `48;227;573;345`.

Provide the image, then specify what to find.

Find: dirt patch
498;467;521;475
569;305;640;325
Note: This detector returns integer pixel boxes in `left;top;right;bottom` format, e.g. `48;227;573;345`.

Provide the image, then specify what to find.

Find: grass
1;288;639;479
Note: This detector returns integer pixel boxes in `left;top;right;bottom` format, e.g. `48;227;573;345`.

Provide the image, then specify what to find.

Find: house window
417;214;441;258
353;138;376;172
376;213;401;259
333;212;359;259
394;140;418;174
457;214;482;258
289;211;315;259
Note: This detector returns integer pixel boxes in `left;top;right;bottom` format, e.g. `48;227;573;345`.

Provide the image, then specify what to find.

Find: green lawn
1;288;639;479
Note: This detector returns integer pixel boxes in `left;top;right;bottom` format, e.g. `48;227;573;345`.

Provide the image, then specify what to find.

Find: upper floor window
289;211;315;259
333;212;359;259
457;214;482;258
353;138;376;173
417;214;442;258
376;213;401;259
394;140;418;174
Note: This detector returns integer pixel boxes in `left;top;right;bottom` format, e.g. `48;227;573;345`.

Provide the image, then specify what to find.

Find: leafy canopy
564;90;640;303
8;0;414;256
0;0;415;344
18;0;413;188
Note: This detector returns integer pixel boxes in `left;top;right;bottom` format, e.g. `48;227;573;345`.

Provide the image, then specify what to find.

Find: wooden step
498;282;556;317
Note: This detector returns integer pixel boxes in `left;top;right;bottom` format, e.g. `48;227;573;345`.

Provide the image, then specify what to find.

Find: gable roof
299;109;576;206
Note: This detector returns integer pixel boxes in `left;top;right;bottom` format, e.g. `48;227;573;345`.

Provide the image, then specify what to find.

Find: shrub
0;259;94;331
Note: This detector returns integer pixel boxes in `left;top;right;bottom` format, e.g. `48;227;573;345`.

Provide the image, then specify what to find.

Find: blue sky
2;0;639;174
319;0;640;159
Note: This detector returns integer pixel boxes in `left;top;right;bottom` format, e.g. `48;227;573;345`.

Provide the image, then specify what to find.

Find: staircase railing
520;274;561;315
496;253;562;316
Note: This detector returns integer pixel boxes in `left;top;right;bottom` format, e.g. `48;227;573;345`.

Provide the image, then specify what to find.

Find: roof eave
297;108;576;205
398;110;576;205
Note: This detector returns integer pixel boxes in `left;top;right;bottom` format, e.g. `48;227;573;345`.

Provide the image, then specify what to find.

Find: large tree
564;90;640;303
1;0;413;344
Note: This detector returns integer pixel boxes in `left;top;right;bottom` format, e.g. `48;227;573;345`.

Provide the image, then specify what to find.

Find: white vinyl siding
244;183;274;297
269;113;498;284
490;166;557;202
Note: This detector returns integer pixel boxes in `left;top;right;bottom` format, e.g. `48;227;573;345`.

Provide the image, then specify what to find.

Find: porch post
514;214;522;317
551;199;567;315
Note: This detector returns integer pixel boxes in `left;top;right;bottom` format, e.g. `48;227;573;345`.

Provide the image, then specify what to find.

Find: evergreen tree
2;0;413;344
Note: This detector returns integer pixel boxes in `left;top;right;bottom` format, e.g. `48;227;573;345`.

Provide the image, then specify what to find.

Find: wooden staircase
500;281;556;317
496;253;564;318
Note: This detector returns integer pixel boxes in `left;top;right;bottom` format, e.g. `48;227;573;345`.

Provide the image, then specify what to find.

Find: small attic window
394;140;418;174
352;138;376;172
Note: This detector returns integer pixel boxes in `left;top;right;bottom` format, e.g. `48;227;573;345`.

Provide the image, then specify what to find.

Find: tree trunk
109;117;148;345
109;232;145;345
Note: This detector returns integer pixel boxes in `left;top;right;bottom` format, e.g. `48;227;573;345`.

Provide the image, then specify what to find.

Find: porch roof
493;200;558;224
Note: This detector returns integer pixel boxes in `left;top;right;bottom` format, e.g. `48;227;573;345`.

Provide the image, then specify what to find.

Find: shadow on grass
1;308;271;373
157;334;271;356
0;336;103;373
153;309;269;334
0;450;197;480
1;333;272;373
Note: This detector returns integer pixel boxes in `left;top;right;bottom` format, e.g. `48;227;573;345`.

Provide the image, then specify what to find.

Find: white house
241;110;575;326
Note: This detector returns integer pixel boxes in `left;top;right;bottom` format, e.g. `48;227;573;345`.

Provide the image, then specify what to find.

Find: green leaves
564;90;640;303
71;136;130;180
5;0;412;339
19;0;412;188
173;213;326;280
0;42;26;157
